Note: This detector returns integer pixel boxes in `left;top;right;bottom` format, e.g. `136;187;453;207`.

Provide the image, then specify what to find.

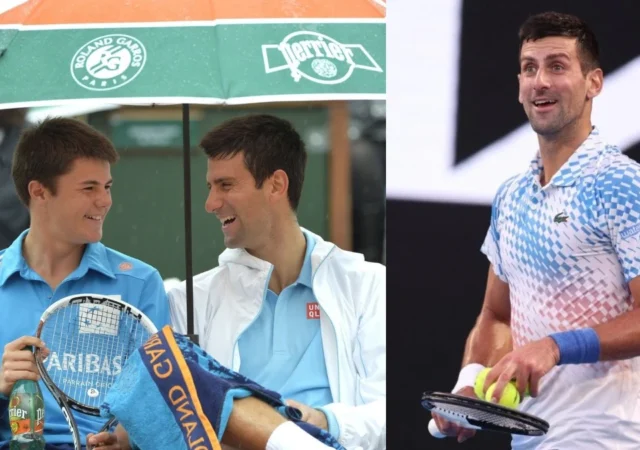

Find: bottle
8;379;45;450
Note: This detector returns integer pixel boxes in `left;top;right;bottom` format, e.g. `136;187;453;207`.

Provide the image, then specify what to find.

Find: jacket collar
217;227;335;276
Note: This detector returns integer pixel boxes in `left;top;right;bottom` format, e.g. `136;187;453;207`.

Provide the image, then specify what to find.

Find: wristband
452;363;485;394
549;328;600;365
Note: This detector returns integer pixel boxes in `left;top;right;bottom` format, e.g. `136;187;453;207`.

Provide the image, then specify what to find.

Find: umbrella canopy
0;0;385;107
0;0;386;343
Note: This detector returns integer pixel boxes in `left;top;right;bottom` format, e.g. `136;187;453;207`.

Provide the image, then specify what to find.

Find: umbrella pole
182;103;198;345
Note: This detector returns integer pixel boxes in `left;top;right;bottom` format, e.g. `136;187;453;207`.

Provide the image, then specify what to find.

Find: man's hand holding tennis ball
474;367;531;408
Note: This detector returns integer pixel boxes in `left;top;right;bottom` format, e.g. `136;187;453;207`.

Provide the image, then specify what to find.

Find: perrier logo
554;212;569;223
9;394;29;435
262;31;383;85
9;392;45;435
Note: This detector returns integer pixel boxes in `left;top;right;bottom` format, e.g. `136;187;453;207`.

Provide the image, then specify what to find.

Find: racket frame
422;391;549;437
34;363;82;450
34;294;158;449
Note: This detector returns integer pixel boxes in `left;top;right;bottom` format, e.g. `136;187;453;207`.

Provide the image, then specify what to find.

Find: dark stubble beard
527;101;585;138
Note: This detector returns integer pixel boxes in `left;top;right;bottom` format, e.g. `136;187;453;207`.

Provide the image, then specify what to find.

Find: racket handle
428;419;446;438
87;417;119;450
99;416;118;433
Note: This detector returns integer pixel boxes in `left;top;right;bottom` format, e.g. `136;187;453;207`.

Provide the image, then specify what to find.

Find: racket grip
87;417;119;450
428;419;446;438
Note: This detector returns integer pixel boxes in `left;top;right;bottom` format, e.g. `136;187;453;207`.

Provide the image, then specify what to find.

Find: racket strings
39;303;153;409
433;403;542;432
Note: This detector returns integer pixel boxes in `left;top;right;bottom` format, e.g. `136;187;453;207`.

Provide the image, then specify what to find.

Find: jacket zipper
231;265;274;371
312;245;341;401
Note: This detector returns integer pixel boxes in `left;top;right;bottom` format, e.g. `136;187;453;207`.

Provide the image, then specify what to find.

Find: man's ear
28;180;48;204
268;169;289;204
586;68;603;100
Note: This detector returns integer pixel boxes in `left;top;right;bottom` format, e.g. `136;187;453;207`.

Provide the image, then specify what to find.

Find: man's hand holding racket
430;386;477;443
2;335;126;449
0;336;49;396
425;353;550;441
86;429;125;450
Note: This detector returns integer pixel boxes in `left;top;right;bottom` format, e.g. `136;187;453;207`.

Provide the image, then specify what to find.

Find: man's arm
431;265;512;443
590;163;640;361
464;176;514;370
320;263;386;450
92;397;335;450
462;266;512;367
483;278;640;405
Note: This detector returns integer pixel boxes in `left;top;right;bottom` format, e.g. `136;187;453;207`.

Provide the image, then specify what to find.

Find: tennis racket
34;293;158;450
422;391;549;438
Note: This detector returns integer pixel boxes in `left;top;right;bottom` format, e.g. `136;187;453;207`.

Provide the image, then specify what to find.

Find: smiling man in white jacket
167;114;386;450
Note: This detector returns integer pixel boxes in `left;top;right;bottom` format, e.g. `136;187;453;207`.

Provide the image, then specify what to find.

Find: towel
100;325;346;450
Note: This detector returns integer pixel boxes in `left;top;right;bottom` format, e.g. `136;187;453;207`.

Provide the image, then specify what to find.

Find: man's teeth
221;216;236;225
534;100;556;106
85;215;101;221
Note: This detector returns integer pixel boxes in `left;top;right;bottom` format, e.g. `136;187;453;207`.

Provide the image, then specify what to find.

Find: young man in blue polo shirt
168;114;386;450
0;117;171;449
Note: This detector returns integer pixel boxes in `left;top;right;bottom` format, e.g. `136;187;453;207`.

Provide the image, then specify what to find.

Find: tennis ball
473;367;531;400
474;367;491;399
486;382;521;408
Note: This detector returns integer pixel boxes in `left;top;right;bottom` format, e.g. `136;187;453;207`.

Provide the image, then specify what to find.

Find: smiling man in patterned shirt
432;11;640;449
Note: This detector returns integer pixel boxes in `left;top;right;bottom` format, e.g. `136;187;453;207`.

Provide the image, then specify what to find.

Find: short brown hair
12;117;119;206
519;12;600;75
200;114;307;211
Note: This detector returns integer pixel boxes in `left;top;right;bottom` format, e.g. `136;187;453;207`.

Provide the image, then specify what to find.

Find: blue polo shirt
237;230;340;438
0;230;171;448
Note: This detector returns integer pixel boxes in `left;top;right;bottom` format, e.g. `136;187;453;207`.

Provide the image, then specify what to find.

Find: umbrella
0;0;386;343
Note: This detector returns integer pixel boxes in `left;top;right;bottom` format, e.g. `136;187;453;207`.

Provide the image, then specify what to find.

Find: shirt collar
297;230;316;288
76;240;116;280
0;229;115;287
527;126;608;187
